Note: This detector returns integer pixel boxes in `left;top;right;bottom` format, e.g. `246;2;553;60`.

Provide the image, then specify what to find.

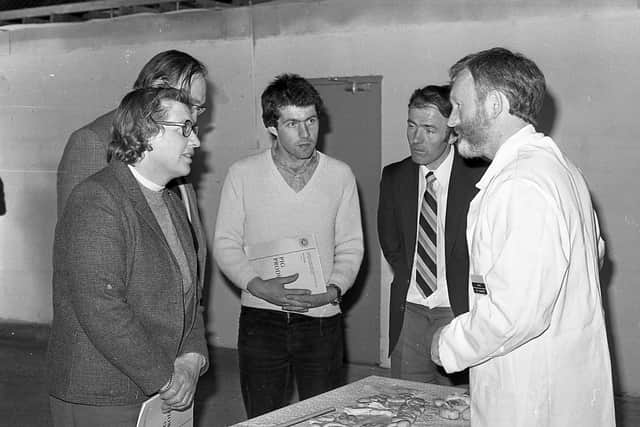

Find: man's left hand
159;352;205;412
431;326;443;366
285;285;339;309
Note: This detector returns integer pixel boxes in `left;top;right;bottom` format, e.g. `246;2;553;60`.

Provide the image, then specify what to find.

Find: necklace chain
271;148;318;192
271;148;318;177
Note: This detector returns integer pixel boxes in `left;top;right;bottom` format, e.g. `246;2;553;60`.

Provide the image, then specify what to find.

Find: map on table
306;382;470;426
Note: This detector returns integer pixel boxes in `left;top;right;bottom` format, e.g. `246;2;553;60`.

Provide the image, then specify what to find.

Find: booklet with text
136;394;193;427
245;234;327;294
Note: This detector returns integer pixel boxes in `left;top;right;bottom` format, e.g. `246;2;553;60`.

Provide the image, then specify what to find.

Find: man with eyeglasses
47;87;208;426
214;74;364;418
56;49;208;221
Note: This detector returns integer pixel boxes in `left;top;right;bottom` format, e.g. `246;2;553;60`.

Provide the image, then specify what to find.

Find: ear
267;126;278;138
135;151;147;167
484;90;507;119
447;129;458;145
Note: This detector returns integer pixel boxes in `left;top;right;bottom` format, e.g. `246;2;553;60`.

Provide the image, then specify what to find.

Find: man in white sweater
213;74;364;418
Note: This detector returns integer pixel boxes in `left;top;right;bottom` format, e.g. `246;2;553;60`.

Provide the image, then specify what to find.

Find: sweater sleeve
213;166;257;290
328;168;364;293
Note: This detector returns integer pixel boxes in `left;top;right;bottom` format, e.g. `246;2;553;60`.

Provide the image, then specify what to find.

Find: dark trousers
391;303;468;385
49;395;141;427
238;306;344;418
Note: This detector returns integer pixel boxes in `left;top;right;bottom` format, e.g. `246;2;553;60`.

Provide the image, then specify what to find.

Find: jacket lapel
403;160;420;268
164;191;197;288
112;161;197;282
445;149;480;258
167;179;205;291
182;183;207;290
111;160;168;244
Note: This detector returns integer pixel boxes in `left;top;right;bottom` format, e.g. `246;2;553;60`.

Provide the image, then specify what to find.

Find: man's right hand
247;274;312;312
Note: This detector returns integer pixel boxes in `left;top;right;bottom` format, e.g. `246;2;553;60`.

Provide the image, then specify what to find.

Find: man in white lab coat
431;47;615;427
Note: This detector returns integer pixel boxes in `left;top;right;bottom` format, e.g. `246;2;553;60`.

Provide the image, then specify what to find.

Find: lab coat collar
475;124;537;190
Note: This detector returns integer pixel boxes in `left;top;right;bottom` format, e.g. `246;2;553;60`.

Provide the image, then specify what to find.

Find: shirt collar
128;165;165;192
476;124;537;190
419;144;454;187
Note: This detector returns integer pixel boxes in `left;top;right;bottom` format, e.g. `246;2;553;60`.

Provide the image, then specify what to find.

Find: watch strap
328;284;342;305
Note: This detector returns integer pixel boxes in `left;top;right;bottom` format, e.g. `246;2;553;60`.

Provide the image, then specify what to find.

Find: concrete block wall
0;0;638;394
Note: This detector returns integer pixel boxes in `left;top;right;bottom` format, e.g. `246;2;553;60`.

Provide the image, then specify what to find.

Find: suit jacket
378;148;487;355
47;160;209;405
57;110;114;218
56;110;207;292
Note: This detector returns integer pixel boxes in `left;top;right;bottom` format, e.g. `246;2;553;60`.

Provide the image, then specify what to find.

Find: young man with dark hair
214;73;363;418
378;84;486;385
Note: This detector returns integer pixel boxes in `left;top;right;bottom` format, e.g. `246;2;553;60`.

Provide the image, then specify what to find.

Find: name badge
470;274;487;295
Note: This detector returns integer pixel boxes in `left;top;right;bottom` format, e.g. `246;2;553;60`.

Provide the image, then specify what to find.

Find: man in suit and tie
378;84;487;384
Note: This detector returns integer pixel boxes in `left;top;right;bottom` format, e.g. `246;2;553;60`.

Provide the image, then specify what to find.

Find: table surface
232;375;470;427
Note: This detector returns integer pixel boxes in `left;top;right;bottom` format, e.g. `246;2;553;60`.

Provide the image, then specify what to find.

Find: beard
456;107;491;159
457;138;483;159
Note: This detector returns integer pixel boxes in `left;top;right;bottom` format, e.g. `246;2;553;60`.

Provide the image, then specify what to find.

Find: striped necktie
416;171;437;298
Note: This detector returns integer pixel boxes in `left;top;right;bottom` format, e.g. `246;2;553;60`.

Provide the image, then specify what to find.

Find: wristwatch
328;284;342;305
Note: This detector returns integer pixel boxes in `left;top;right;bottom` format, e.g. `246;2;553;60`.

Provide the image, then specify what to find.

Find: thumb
279;273;299;284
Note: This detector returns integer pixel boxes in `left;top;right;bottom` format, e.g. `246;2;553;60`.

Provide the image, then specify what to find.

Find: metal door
310;76;382;365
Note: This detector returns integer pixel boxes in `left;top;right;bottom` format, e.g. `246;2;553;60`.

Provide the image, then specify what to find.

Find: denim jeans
238;306;344;418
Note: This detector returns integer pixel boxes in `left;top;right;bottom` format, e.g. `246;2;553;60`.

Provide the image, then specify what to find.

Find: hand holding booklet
136;394;193;427
244;234;327;295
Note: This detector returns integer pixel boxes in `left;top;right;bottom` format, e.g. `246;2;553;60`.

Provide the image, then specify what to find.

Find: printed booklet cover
245;234;327;295
136;394;193;427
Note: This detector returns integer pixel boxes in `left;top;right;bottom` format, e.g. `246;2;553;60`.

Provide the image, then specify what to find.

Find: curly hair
261;73;323;129
108;87;190;164
449;47;546;126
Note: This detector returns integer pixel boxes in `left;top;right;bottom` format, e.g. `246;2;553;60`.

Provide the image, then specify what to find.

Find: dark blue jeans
238;306;344;418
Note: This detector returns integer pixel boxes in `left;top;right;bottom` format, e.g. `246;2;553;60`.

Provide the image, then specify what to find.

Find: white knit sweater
213;149;364;317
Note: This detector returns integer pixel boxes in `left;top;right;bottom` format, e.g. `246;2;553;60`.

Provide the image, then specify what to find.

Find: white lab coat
438;126;615;427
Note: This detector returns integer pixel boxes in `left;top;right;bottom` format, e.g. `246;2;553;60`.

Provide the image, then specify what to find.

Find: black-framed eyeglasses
155;120;199;137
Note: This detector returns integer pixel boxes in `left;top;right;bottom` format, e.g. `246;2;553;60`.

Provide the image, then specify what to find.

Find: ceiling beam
50;14;84;23
0;0;189;21
232;0;274;5
21;17;50;24
190;0;233;8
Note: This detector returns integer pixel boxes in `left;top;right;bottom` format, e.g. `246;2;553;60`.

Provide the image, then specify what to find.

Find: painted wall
0;0;639;394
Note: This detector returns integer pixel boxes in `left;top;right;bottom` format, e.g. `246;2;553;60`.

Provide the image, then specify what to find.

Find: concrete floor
0;323;388;427
1;323;638;426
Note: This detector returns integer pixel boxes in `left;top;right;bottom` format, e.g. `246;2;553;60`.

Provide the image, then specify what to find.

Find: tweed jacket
47;160;208;405
378;148;487;355
57;110;114;218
